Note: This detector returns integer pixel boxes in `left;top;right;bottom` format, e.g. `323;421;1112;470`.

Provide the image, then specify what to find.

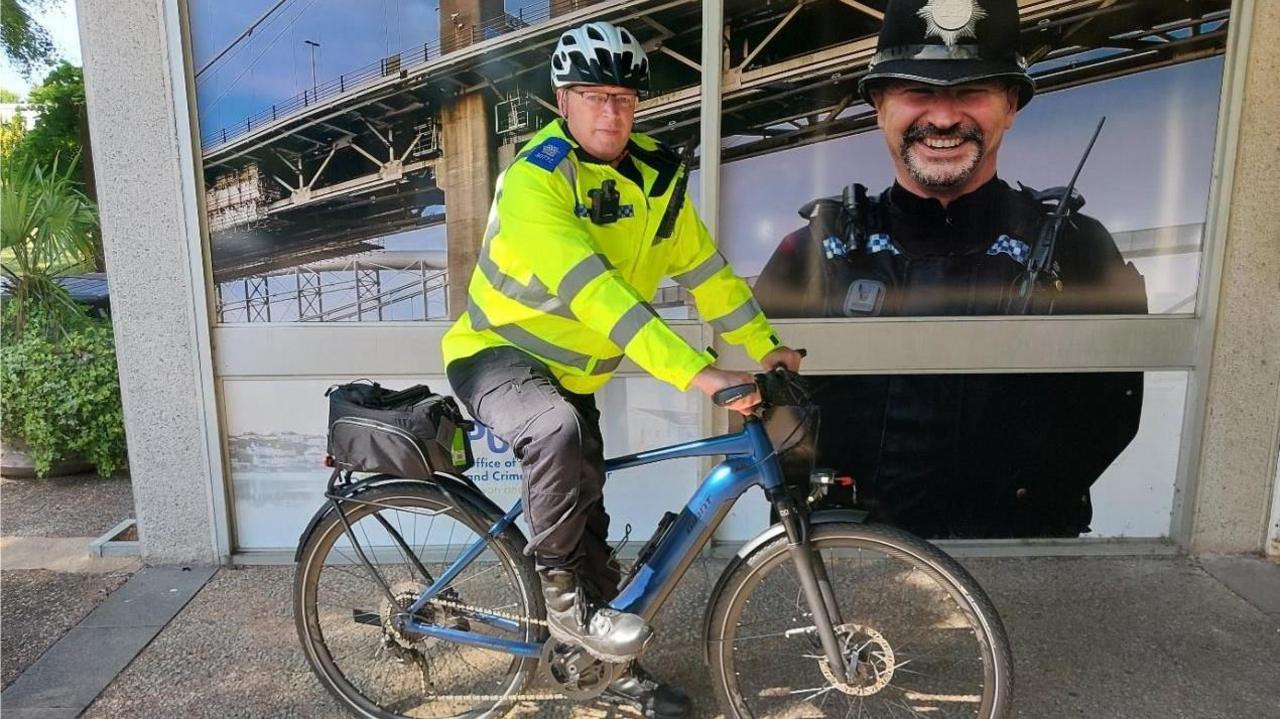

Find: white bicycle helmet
550;21;649;91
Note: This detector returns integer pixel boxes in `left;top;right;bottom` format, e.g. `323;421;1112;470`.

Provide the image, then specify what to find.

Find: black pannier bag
326;381;475;478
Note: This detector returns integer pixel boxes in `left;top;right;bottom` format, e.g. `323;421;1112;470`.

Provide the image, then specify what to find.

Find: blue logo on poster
467;422;521;481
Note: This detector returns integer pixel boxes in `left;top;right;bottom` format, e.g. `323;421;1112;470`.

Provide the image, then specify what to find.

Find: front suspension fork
773;494;851;680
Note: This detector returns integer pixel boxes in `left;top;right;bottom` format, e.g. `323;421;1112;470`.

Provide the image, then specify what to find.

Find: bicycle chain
400;597;564;703
424;596;549;628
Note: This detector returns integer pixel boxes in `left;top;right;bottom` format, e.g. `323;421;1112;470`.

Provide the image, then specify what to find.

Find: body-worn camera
587;179;621;224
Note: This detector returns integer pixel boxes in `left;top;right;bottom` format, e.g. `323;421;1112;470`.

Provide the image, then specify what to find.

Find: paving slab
79;564;219;628
0;569;134;689
0;625;157;710
2;707;84;719
1198;555;1280;615
0;564;216;716
0;537;141;574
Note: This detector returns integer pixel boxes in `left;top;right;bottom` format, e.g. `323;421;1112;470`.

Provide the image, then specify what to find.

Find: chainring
537;640;623;700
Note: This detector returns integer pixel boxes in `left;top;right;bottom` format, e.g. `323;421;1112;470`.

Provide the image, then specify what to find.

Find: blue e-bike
294;366;1012;718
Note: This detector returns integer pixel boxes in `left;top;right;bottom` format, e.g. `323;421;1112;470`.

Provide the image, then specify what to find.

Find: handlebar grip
712;383;757;407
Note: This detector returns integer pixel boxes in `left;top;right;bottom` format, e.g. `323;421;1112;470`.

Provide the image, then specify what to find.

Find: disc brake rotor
817;623;897;697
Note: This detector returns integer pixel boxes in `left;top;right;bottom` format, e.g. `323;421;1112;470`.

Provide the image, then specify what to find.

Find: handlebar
711;348;809;410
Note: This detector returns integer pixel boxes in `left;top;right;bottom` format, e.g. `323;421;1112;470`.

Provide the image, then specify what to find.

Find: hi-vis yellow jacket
441;120;781;395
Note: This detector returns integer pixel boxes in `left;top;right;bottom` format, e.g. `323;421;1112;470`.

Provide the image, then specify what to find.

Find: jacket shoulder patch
525;137;572;171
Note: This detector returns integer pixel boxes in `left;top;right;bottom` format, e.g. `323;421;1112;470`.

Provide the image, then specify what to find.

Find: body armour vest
753;178;1148;539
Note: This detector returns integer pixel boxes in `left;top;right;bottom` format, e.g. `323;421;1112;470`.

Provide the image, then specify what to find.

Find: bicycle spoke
298;488;538;719
721;530;1005;719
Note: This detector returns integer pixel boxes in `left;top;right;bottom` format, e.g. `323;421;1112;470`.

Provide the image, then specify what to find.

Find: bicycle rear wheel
707;522;1012;718
294;481;544;719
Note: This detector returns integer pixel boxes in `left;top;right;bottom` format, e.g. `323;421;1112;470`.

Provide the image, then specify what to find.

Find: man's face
556;84;638;163
873;80;1018;197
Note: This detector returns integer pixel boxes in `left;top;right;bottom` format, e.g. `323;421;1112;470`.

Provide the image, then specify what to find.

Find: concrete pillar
1190;1;1280;554
550;0;601;17
439;0;504;54
440;0;502;319
77;0;224;563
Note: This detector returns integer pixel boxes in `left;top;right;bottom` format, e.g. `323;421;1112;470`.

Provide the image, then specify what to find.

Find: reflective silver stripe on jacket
609;302;659;350
475;249;574;319
593;355;623;374
469;301;592;372
671;250;728;289
709;297;763;335
558;253;614;306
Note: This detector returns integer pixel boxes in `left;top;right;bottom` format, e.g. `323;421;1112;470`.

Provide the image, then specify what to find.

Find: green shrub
0;303;127;477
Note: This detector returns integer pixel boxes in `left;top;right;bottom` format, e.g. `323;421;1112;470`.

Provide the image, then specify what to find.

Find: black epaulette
1018;181;1086;215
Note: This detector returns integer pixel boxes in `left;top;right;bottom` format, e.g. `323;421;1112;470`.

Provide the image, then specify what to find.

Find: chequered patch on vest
866;233;901;256
987;234;1031;264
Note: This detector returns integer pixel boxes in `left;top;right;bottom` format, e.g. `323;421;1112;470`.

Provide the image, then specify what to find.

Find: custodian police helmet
858;0;1035;109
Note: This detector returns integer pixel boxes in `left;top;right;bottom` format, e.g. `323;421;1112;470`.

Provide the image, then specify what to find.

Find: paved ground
0;569;133;689
0;474;135;538
69;555;1280;719
0;472;139;693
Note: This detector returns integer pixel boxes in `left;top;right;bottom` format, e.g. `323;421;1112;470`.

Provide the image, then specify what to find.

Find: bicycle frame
383;416;786;660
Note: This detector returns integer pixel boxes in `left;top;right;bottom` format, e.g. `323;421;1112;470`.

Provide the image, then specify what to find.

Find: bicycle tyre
294;482;544;719
706;522;1013;718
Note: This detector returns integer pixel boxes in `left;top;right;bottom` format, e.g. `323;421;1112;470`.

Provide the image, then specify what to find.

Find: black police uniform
748;0;1149;538
753;178;1147;538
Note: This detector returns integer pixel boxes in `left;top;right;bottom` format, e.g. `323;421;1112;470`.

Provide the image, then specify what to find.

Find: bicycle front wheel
294;481;544;719
707;522;1012;719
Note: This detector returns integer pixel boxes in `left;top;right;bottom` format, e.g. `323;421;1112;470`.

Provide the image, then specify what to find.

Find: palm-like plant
1;152;99;338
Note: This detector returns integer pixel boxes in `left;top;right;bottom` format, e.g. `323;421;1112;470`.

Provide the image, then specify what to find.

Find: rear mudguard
292;472;510;562
701;509;868;662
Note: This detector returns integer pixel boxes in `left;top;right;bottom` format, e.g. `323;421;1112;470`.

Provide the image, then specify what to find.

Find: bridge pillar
550;0;602;17
440;0;503;319
440;0;505;54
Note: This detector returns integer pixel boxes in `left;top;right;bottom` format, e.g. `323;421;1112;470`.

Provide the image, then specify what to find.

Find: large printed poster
189;0;1231;547
224;376;702;549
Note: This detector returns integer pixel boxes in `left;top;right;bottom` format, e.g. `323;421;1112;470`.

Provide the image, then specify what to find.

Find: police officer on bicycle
752;0;1147;538
442;20;803;716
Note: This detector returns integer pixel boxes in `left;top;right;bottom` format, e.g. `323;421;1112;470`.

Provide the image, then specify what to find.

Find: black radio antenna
1017;116;1106;311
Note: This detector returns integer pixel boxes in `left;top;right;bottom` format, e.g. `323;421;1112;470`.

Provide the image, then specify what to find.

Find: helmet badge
917;0;987;48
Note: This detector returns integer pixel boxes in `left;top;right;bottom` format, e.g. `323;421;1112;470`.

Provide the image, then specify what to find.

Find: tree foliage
1;0;58;79
0;87;21;103
16;62;84;183
0;113;26;162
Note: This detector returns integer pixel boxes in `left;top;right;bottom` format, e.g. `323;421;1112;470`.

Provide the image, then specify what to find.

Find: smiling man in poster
753;0;1149;539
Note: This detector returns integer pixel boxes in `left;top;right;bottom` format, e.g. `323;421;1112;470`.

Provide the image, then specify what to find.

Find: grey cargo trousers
446;346;622;601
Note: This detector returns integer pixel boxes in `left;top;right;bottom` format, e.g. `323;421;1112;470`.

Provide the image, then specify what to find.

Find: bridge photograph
187;0;1231;323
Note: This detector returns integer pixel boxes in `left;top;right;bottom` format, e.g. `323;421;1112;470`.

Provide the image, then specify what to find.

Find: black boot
602;661;691;718
540;568;653;662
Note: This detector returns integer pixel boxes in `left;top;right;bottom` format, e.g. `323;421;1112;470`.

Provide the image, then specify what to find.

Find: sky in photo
0;0;82;96
188;0;1225;311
